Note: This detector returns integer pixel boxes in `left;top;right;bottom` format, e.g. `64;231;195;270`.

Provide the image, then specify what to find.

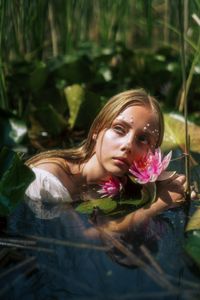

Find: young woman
25;89;186;233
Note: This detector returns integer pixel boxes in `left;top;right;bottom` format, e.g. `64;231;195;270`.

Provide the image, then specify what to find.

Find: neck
67;156;109;201
70;155;109;186
82;155;110;184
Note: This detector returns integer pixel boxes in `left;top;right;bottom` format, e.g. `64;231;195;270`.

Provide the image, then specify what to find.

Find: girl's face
94;105;160;177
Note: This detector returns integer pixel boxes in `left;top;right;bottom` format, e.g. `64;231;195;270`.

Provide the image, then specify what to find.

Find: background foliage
0;0;200;270
0;0;200;154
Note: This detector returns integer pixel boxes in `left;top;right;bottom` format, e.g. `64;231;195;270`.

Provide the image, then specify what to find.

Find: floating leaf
33;104;68;136
185;207;200;232
64;84;85;129
76;182;156;217
64;84;100;130
30;61;48;93
75;198;117;214
163;113;200;153
0;112;27;148
0;147;35;216
184;230;200;268
48;55;93;83
118;199;145;206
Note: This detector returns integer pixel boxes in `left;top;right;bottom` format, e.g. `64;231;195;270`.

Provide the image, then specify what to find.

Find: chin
107;168;127;177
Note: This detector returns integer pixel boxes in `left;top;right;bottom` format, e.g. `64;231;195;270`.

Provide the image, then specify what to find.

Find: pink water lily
129;148;172;184
98;177;123;198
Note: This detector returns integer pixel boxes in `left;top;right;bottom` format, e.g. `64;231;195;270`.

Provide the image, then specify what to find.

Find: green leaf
185;207;200;232
0;147;35;216
75;182;156;217
33;104;68;136
32;85;67;114
184;230;200;268
75;198;117;214
64;84;85;129
0;114;27;148
48;55;93;84
30;61;48;93
118;199;145;206
163;113;200;153
64;84;100;130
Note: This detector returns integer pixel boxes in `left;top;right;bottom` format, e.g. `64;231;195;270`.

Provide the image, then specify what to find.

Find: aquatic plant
129;148;172;184
98;177;123;198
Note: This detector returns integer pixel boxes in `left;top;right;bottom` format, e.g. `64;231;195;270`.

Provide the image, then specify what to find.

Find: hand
155;173;186;212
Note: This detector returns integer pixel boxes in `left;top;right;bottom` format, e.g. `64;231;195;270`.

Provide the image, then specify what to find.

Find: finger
174;197;186;204
175;175;186;185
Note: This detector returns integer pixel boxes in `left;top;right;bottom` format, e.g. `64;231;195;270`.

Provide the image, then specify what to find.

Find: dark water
0;199;199;300
1;150;200;300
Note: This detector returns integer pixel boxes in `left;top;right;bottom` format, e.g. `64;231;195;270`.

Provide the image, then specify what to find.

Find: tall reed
2;0;195;61
0;0;200;111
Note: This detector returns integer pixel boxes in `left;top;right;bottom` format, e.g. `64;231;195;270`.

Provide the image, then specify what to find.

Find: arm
98;174;186;233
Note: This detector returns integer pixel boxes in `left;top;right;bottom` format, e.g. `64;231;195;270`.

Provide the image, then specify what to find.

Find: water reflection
1;195;200;300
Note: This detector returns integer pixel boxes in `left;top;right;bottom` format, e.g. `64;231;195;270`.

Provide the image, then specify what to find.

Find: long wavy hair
26;89;164;166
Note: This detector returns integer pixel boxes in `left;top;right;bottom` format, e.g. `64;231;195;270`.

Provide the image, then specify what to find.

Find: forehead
115;105;159;129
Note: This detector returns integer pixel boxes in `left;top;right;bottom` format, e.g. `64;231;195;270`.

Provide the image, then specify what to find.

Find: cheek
95;130;119;157
100;131;119;150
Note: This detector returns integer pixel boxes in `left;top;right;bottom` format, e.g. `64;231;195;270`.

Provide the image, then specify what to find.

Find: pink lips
113;157;129;168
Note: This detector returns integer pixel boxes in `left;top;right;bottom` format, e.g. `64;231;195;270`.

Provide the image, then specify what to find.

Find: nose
119;133;143;162
120;141;132;154
120;133;135;155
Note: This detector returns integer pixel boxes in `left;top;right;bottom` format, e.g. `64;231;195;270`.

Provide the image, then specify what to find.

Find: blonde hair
26;89;164;166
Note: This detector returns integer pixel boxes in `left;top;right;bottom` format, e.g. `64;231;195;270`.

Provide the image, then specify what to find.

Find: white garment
25;167;73;219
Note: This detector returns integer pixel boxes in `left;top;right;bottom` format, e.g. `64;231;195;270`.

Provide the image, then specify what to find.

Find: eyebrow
114;118;133;128
114;119;158;139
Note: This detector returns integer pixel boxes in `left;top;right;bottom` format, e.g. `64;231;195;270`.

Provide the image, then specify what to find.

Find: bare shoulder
32;157;69;185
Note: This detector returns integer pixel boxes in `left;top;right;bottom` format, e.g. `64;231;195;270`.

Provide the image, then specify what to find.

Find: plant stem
178;0;190;199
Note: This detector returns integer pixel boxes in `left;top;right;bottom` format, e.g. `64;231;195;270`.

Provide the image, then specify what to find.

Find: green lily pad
64;84;100;130
185;207;200;232
64;84;85;129
163;113;200;153
75;198;117;215
33;104;68;136
184;207;200;268
0;147;35;216
184;230;200;268
75;182;156;216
